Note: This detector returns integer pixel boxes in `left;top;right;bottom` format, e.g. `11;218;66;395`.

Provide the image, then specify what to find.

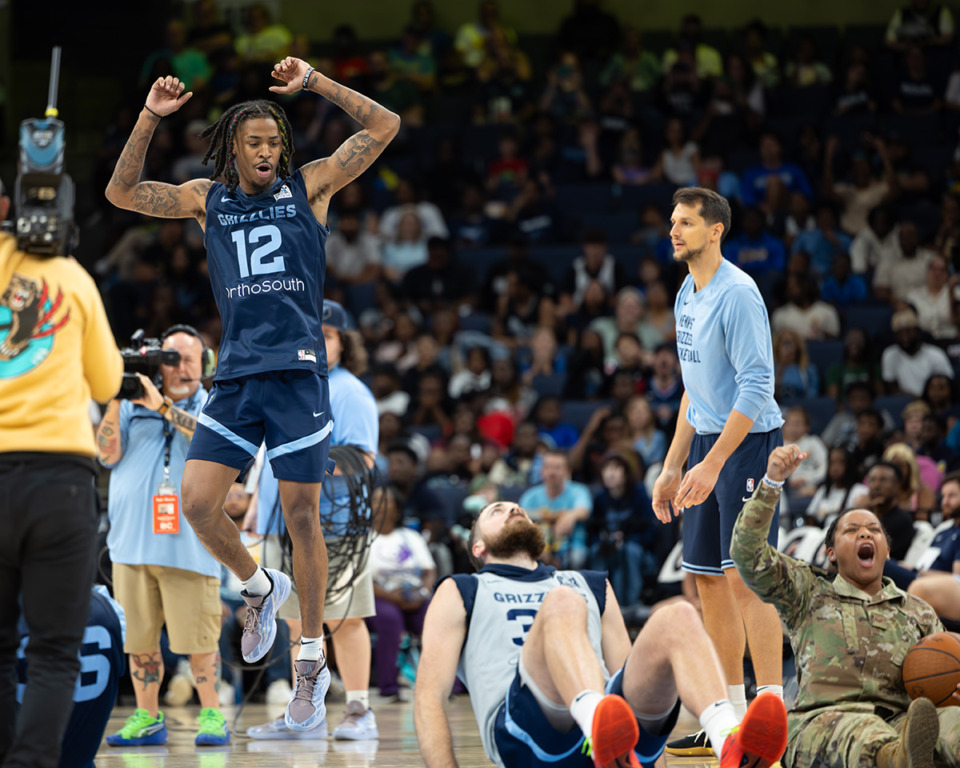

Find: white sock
240;567;271;597
569;690;604;740
699;699;739;754
756;684;783;700
728;684;748;720
297;637;325;663
346;690;369;711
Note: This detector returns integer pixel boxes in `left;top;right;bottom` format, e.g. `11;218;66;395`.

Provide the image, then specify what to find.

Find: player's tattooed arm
106;115;209;223
301;72;400;201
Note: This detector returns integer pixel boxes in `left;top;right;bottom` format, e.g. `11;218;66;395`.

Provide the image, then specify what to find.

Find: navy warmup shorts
188;370;333;483
681;428;782;574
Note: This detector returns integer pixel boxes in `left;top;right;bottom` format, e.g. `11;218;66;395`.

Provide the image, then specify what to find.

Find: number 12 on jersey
231;224;285;278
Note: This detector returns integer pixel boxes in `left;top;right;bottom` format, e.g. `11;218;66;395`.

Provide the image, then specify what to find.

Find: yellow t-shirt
0;233;122;457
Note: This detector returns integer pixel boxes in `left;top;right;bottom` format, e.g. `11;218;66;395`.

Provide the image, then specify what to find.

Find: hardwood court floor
92;695;717;768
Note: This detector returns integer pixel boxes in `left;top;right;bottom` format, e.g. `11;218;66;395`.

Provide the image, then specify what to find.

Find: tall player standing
652;188;785;755
105;61;399;731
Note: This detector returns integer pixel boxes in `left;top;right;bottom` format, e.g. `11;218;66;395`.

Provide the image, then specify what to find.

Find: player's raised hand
145;76;192;117
270;56;311;94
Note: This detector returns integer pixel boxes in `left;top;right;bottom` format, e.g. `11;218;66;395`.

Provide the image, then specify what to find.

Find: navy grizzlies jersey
205;169;328;380
19;587;126;768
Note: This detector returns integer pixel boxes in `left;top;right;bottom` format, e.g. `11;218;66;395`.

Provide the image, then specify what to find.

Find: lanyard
161;415;174;482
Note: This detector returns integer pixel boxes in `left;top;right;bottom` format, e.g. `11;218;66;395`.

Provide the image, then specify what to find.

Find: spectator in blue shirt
518;450;593;569
792;203;853;278
740;132;814;213
725;206;787;276
531;395;581;449
821;251;869;307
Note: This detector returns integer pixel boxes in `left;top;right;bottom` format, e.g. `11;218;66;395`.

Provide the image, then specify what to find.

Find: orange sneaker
719;694;788;768
586;694;640;768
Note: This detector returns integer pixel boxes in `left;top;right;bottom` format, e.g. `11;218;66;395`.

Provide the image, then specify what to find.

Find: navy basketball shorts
681;428;782;574
188;370;334;483
492;666;679;768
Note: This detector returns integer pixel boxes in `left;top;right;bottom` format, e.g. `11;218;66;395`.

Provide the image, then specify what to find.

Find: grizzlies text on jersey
204;170;328;380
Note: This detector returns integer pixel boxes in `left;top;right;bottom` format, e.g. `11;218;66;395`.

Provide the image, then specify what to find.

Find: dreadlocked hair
199;99;295;192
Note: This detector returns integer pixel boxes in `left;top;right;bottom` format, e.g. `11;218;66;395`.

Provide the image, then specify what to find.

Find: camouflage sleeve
730;482;816;627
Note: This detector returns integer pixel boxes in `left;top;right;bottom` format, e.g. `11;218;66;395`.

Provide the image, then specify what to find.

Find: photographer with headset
95;325;230;747
0;171;122;768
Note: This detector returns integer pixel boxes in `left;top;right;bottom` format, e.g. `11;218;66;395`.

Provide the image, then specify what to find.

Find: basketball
902;632;960;707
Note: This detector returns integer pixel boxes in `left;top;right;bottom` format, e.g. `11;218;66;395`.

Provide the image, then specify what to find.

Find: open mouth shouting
856;541;875;568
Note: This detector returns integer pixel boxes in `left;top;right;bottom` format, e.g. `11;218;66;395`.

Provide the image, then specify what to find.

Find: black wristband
143;104;162;120
302;66;315;91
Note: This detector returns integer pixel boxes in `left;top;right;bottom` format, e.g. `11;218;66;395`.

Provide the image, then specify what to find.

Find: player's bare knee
540;585;585;620
657;600;701;631
645;601;700;642
283;502;320;539
181;496;218;530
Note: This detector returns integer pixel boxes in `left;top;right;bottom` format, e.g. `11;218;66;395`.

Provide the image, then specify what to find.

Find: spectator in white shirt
379;178;449;241
326;208;382;286
873;220;937;304
903;253;959;339
781;406;828;497
881;309;954;396
805;446;870;526
771;273;841;340
850;205;899;274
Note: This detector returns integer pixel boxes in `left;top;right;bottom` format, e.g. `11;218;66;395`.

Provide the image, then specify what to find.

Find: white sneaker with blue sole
285;659;330;731
240;568;292;663
332;702;379;740
247;716;328;740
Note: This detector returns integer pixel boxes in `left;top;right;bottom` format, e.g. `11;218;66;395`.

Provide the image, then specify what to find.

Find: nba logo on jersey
746;478;754;493
274;185;293;201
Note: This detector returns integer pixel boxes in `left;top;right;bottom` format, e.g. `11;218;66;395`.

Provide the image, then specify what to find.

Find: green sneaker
106;709;168;746
195;707;231;746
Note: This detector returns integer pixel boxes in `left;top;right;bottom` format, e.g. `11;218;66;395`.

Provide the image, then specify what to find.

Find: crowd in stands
86;0;960;699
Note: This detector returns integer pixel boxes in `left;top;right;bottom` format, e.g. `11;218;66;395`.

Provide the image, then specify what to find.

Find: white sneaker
164;660;194;707
247;716;328;740
285;659;330;731
241;568;292;662
265;678;292;705
332;702;379;740
218;681;236;707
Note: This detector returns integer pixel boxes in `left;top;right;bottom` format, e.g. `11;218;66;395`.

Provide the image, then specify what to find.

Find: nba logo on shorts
746;478;754;493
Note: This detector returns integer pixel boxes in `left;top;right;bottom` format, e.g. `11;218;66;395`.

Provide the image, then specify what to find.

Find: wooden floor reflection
92;694;716;768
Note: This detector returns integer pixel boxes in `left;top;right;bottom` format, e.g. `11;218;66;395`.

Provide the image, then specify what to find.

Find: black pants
0;456;99;768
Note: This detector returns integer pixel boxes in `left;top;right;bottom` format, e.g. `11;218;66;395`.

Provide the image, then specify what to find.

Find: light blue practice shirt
103;388;221;578
674;259;784;435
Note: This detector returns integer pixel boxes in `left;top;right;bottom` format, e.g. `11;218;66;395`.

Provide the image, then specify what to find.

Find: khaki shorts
261;534;375;621
113;563;221;655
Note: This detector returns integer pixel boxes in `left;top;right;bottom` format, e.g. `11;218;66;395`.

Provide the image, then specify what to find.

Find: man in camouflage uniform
730;445;960;768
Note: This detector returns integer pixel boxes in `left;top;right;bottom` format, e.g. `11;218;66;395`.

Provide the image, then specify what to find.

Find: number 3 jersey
204;170;328;381
448;563;609;764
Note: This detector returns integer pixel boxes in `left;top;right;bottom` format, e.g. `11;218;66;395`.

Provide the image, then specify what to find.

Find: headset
160;324;216;380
